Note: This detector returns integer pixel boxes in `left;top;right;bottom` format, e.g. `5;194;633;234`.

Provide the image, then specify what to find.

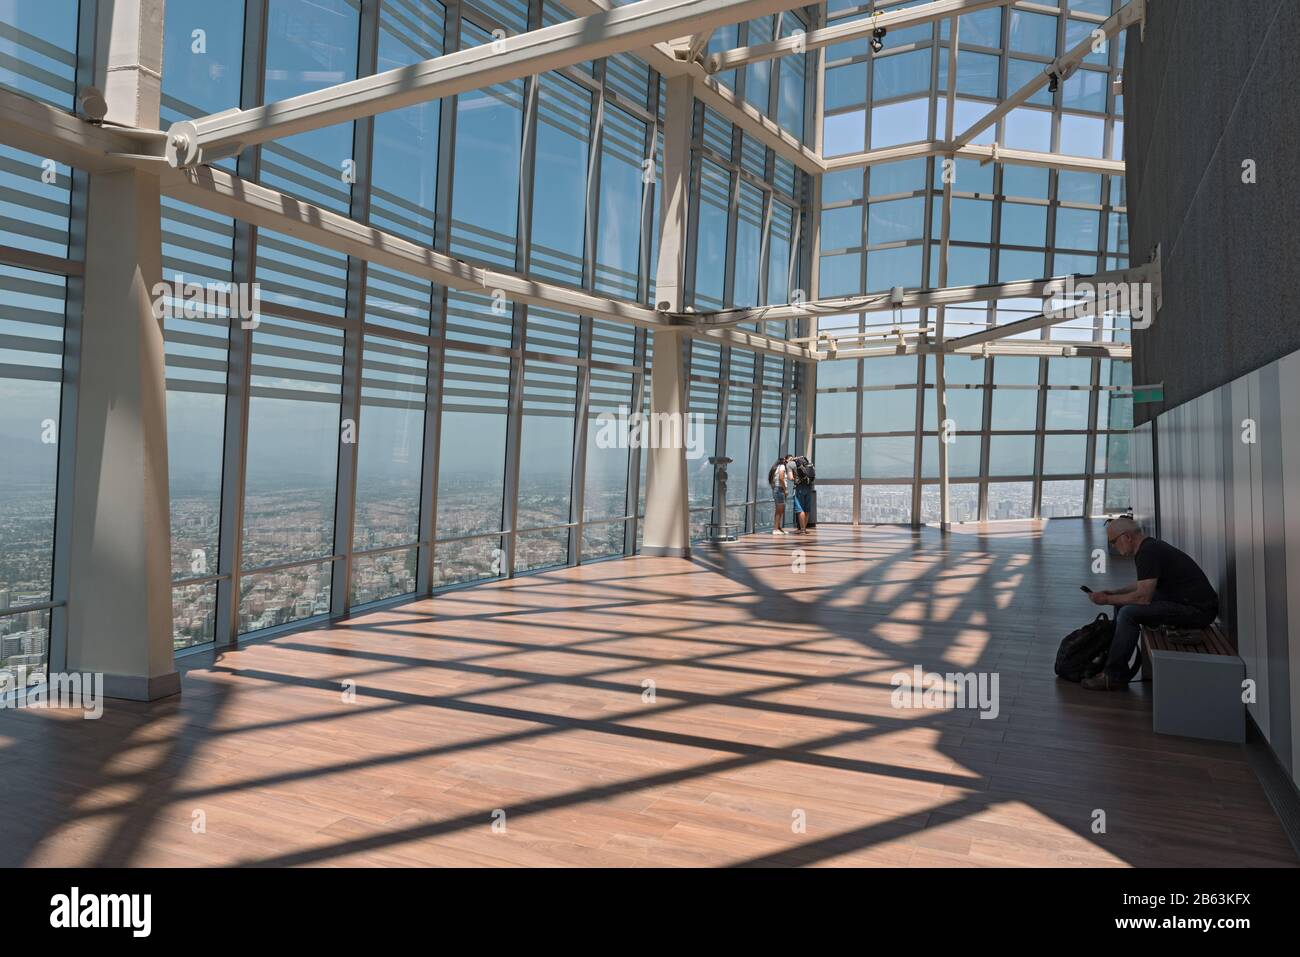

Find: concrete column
641;75;693;558
64;0;177;700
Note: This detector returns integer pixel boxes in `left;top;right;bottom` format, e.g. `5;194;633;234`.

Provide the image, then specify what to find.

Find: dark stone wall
1124;0;1300;425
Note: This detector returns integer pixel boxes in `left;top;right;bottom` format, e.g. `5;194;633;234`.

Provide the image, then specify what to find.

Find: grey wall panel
1204;390;1228;595
1229;375;1264;735
1131;420;1156;530
1156;406;1173;538
1280;352;1300;777
1147;336;1300;789
1218;386;1237;641
1259;362;1292;772
1247;370;1270;743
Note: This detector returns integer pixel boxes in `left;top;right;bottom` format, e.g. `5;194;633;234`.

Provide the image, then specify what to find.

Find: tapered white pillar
641;75;693;558
64;0;177;700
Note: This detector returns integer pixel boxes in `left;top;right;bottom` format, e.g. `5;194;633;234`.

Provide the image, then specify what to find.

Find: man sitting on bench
1081;517;1219;691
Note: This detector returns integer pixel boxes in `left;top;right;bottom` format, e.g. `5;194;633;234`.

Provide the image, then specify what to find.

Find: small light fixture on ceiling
1047;72;1060;94
870;27;887;54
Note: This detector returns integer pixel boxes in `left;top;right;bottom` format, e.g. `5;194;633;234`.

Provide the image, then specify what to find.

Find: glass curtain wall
0;0;811;660
815;0;1132;524
0;0;80;689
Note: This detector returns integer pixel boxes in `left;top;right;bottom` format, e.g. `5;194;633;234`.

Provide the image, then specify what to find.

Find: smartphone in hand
1080;585;1093;593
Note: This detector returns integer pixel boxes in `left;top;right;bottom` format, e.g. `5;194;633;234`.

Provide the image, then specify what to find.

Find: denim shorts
772;488;786;504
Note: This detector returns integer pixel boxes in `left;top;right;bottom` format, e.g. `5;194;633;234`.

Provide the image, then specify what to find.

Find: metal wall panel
1280;351;1300;778
1259;362;1292;772
1155;353;1300;789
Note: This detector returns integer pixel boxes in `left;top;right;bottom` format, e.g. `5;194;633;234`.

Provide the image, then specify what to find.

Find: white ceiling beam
691;259;1157;327
165;0;807;167
443;0;824;174
690;67;824;173
821;139;1123;175
952;0;1145;150
944;308;1098;348
0;88;812;358
824;339;1130;360
0;86;156;172
703;0;1011;74
958;142;1124;176
158;166;668;325
156;165;814;360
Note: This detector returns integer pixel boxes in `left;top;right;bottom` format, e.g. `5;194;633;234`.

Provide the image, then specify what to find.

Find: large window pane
516;313;579;541
531;74;591;285
450;22;524;268
370;0;444;242
354;335;427;553
694;160;730;309
437;342;509;540
160;200;232;650
595;105;648;301
262;0;359;213
242;316;344;574
0;266;65;614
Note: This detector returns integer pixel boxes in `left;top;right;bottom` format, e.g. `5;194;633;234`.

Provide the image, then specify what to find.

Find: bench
1140;623;1245;743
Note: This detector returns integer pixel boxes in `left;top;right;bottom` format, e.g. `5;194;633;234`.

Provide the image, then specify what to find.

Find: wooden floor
2;520;1295;867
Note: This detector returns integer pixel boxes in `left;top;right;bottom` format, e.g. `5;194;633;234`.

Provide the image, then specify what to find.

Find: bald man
1081;517;1219;691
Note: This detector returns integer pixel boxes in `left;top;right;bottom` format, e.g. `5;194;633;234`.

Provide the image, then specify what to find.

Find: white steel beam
825;340;1131;360
691;259;1158;327
958;142;1124;176
160;165;665;323
435;0;824;174
691;68;823;174
165;0;806;167
156;165;813;359
0;86;156;172
703;0;1010;74
945;307;1101;349
822;140;1124;176
0;89;812;357
951;0;1145;150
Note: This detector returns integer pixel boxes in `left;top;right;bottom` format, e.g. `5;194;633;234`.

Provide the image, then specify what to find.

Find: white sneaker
772;529;783;535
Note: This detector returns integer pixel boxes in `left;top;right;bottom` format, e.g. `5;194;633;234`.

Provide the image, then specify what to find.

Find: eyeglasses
1107;530;1130;546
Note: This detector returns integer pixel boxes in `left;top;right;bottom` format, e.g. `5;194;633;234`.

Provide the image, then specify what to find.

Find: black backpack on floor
1054;613;1115;682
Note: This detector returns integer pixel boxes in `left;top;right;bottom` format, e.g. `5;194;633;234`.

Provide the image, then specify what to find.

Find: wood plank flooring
1;520;1294;867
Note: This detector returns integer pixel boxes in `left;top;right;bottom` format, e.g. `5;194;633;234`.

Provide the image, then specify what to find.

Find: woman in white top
768;455;790;534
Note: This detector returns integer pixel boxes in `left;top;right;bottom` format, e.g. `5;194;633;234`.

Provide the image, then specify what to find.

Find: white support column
934;17;960;532
641;74;693;558
64;0;178;700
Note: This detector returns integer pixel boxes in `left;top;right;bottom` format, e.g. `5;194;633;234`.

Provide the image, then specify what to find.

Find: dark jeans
1105;600;1217;681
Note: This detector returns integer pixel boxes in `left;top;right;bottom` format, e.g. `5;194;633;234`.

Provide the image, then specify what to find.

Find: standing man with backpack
786;454;815;535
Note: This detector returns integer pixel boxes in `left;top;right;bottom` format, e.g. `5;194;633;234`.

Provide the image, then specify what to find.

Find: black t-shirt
1134;537;1218;612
